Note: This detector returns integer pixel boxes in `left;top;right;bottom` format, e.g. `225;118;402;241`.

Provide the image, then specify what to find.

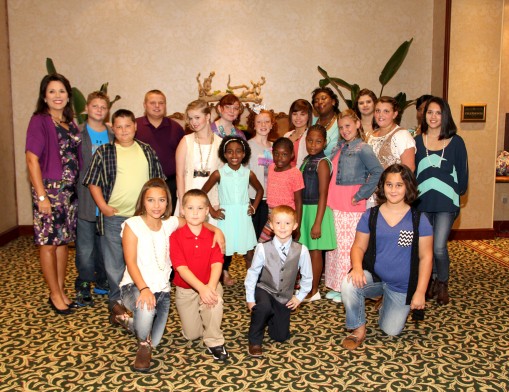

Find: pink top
266;164;304;209
327;153;367;212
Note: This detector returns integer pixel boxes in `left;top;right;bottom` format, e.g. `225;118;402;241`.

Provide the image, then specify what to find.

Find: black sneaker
76;282;94;307
206;345;229;362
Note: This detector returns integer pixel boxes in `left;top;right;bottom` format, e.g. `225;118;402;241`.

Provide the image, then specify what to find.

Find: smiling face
338;116;361;142
113;116;136;147
383;173;406;205
224;141;245;170
270;212;298;243
45;81;68;114
144;93;167;120
254;113;272;137
218;102;241;123
143;187;168;220
272;144;293;171
305;129;326;155
291;110;309;131
357;94;375;116
425;102;442;131
187;109;211;133
313;92;335;117
374;102;398;129
182;195;209;227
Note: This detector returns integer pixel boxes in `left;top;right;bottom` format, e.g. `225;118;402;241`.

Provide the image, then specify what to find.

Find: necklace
319;114;336;130
51;115;66;125
195;132;213;173
149;223;168;271
218;124;237;137
425;134;446;168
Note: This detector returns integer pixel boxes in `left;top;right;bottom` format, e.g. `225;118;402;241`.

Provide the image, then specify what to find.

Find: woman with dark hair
211;93;246;140
312;87;340;157
25;73;81;315
340;164;433;350
415;96;468;305
284;99;313;168
353;88;377;136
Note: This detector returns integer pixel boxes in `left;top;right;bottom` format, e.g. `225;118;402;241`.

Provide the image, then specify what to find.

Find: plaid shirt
82;139;165;234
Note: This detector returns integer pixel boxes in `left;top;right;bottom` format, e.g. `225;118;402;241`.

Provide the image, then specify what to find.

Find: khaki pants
175;284;225;347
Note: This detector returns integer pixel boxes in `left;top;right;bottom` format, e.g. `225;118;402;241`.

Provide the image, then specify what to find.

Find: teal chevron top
415;134;468;213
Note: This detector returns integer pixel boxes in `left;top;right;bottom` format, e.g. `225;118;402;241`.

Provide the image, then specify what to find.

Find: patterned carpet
1;237;509;392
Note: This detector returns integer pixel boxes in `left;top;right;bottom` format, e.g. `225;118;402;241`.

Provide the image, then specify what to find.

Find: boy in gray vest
244;205;312;357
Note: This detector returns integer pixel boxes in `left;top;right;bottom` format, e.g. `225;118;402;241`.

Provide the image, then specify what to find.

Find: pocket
398;230;414;247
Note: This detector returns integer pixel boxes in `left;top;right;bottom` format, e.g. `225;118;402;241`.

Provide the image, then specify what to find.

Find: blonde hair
338;109;366;141
270;205;297;222
186;99;211;116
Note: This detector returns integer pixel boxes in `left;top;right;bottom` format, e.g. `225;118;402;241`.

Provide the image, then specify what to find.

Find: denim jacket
333;138;383;202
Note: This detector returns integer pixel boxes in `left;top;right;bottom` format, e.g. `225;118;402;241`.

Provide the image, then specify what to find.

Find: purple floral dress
32;123;80;245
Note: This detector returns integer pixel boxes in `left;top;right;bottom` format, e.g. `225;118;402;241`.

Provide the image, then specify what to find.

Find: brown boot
436;281;449;305
425;278;436;300
133;340;152;372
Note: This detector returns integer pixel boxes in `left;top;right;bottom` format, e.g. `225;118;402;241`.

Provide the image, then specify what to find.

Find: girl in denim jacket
325;110;383;303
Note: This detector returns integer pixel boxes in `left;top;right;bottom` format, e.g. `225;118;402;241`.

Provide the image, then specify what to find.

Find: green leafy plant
318;38;415;115
46;58;121;124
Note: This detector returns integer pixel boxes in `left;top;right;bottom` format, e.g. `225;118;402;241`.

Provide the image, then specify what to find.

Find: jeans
424;211;459;282
120;283;170;347
101;215;128;308
342;271;410;336
75;218;107;289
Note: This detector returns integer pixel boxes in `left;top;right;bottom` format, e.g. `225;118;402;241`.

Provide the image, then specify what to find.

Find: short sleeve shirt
266;165;304;209
357;209;432;293
170;224;224;289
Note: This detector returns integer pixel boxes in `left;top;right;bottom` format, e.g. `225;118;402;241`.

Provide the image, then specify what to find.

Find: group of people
25;73;468;372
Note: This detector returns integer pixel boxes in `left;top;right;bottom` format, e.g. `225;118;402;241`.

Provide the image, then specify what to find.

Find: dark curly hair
218;135;251;165
311;87;340;114
375;164;419;205
272;136;294;153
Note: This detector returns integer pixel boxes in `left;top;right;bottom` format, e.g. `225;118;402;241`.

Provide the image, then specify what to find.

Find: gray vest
257;241;302;304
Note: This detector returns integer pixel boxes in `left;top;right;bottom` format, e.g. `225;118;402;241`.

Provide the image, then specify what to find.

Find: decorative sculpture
196;72;265;103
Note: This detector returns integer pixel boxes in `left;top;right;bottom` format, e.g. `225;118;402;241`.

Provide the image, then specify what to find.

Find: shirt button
195;237;198;240
280;279;283;282
195;245;198;248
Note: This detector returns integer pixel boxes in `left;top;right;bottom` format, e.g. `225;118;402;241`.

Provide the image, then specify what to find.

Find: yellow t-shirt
109;142;149;217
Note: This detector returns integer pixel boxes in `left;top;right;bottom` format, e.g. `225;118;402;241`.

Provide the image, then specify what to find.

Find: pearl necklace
150;224;168;271
425;134;446;168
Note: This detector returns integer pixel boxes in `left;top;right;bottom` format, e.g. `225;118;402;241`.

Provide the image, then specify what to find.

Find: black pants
250;199;269;240
165;175;177;216
248;287;291;345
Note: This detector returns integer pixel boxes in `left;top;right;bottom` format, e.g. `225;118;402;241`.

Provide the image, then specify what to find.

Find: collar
272;237;292;249
182;223;207;239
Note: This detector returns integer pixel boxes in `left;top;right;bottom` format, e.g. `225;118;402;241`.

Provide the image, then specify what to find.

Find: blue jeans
424;211;459;282
101;215;128;308
120;283;170;347
75;218;107;289
342;271;410;336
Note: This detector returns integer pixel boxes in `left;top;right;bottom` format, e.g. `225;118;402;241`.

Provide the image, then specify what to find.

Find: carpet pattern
1;237;509;391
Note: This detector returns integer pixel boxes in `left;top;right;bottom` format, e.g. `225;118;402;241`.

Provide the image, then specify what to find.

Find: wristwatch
38;194;47;202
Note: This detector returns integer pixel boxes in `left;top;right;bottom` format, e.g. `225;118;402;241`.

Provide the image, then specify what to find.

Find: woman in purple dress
25;74;81;315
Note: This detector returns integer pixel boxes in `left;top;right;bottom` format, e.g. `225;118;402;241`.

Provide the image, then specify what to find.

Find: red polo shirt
170;224;224;289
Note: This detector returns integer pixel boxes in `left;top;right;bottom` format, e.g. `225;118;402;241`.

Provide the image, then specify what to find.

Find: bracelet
139;286;149;292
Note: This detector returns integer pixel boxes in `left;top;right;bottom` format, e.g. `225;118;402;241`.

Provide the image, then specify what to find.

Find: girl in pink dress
325;110;383;303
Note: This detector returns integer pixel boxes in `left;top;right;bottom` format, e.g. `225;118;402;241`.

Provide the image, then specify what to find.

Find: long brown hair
134;178;172;218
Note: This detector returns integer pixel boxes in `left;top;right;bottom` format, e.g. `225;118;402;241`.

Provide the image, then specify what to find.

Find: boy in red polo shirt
170;189;228;361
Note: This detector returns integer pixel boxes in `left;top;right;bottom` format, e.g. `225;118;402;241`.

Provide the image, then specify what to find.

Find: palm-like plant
46;58;121;124
318;38;414;115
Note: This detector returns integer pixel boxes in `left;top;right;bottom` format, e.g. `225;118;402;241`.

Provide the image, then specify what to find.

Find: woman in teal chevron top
415;97;468;306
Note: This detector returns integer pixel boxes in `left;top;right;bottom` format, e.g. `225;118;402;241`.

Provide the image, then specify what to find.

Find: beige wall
448;0;503;229
8;0;435;226
0;0;17;234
